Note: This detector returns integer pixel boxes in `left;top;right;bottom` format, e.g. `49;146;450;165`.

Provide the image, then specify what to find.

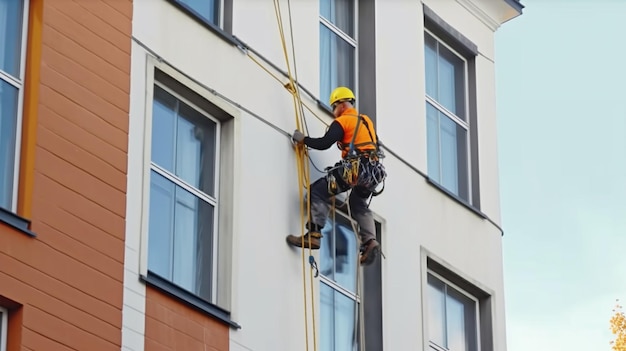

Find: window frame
148;80;222;302
163;0;236;44
137;58;239;328
0;0;30;212
424;28;473;204
426;270;481;351
172;0;222;28
421;252;496;351
319;0;359;107
0;306;7;351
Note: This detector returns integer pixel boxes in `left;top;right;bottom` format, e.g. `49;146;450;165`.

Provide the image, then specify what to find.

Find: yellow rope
272;0;318;350
245;44;330;129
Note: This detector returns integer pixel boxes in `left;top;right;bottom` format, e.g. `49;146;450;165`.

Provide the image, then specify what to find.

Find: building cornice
455;0;501;31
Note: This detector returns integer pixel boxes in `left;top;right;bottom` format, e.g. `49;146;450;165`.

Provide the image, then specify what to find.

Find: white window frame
138;58;237;306
424;28;472;203
0;306;7;351
149;81;222;300
319;0;359;104
0;0;29;211
426;270;481;351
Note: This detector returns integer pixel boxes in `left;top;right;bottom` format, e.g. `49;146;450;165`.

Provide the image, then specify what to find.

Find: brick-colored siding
0;0;132;350
145;287;229;351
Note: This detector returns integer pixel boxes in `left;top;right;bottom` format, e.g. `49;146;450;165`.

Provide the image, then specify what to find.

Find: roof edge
504;0;525;14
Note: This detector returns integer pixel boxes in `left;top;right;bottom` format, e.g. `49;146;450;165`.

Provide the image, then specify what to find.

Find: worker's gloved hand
292;130;305;144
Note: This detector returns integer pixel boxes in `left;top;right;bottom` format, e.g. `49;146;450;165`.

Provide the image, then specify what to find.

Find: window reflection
320;283;358;351
320;215;360;351
427;274;478;351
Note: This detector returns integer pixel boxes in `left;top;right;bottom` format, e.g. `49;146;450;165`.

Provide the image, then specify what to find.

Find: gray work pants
308;163;377;245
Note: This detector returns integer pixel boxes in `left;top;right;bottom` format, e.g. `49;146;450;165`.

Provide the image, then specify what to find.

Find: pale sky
496;0;626;350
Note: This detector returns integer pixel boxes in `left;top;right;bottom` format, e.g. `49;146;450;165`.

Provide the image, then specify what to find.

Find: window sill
0;207;36;237
141;272;241;330
425;178;487;220
165;0;238;46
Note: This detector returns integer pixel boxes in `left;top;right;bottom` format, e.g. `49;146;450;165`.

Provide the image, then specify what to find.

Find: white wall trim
7;0;30;211
455;0;500;31
121;43;152;351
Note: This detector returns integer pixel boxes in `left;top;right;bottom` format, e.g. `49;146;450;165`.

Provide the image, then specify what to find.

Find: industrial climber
287;87;387;266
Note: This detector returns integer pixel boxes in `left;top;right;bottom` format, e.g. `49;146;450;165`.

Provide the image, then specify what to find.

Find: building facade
0;0;522;350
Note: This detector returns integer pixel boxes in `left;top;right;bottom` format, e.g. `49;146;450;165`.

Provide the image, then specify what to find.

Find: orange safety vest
334;108;378;158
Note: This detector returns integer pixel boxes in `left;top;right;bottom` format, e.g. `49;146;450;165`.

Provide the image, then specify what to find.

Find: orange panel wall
145;288;229;351
0;0;132;350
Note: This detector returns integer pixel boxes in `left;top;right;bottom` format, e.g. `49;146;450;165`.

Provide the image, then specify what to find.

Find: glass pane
320;219;359;293
148;171;175;280
334;223;357;293
440;115;459;195
320;24;355;107
152;86;218;197
177;102;217;197
0;79;18;210
446;296;467;351
178;0;219;25
148;171;215;301
427;275;446;347
424;34;438;98
446;286;477;351
320;0;355;38
440;114;468;199
194;196;215;300
320;221;335;279
438;44;466;119
0;0;24;78
320;283;335;351
426;103;440;183
152;86;177;171
173;183;214;299
172;186;197;292
321;282;358;351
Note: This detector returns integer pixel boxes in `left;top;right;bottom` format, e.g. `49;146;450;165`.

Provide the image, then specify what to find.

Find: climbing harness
255;1;385;349
326;114;387;197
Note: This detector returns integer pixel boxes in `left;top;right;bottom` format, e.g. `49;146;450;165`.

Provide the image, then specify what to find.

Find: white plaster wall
125;0;515;350
375;0;428;174
374;1;508;350
233;0;320;96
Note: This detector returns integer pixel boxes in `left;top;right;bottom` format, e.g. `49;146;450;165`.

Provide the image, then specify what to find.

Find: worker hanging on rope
286;87;387;266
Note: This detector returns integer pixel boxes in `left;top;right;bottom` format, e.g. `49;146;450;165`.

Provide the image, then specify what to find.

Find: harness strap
346;114;363;157
343;113;380;157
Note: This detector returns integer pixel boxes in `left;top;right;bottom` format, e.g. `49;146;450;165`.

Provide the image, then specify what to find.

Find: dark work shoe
286;231;323;250
359;239;380;266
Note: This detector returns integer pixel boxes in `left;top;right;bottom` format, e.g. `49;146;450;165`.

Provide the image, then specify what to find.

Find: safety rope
267;2;374;350
272;0;318;350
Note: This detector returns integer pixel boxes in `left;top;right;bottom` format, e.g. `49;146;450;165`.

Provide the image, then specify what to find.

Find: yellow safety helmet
329;86;356;106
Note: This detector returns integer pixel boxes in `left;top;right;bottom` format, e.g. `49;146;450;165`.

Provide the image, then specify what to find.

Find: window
319;213;383;351
320;215;361;351
0;0;27;211
175;0;220;26
424;30;470;201
0;307;6;351
147;83;220;302
427;273;479;351
320;0;356;106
